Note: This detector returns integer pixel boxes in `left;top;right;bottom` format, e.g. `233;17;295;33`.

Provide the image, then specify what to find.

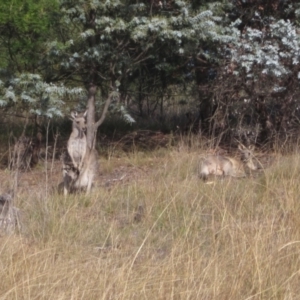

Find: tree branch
94;92;115;129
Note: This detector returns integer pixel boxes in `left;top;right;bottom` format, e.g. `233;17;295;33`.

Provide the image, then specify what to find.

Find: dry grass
1;147;300;299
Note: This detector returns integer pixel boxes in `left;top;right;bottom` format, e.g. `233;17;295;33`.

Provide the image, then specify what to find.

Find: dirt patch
98;164;150;188
0;156;155;198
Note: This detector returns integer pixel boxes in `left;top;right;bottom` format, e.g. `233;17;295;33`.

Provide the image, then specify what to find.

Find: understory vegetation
1;141;300;299
1;0;300;146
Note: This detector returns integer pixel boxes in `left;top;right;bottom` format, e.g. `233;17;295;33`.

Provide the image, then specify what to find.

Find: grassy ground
1;145;300;299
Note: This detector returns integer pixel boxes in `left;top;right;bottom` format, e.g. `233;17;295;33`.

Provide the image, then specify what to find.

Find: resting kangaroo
62;111;98;195
199;145;257;181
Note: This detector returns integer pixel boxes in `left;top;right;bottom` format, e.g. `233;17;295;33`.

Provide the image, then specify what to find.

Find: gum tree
1;0;240;145
0;0;71;119
210;1;300;144
46;0;232;149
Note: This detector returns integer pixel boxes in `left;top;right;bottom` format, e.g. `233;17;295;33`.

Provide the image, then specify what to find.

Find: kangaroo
67;111;87;171
0;193;21;234
199;144;257;181
73;147;99;194
62;111;98;195
61;150;80;195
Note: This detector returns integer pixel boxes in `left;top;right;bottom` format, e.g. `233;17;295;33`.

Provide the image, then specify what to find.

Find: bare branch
94;92;115;129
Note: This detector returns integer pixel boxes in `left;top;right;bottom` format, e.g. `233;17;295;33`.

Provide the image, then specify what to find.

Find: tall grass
1;148;300;299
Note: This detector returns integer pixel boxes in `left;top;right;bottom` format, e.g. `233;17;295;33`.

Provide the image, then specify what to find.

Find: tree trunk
86;83;97;149
195;59;212;134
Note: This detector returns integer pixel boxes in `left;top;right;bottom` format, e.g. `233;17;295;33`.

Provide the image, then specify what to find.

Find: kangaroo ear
70;111;77;119
83;110;88;118
238;144;246;151
248;145;255;151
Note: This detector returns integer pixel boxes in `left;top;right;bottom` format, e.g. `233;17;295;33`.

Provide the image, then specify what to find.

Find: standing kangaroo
67;111;87;171
199;144;257;181
62;111;98;195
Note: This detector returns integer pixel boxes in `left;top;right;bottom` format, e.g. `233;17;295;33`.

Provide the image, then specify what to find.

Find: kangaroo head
70;111;87;136
238;144;257;170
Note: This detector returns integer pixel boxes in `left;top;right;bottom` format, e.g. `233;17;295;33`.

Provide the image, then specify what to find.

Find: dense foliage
0;0;300;146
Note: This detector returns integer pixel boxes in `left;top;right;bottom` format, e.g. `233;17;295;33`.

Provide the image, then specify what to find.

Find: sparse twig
12;116;30;199
45;118;51;200
51;128;60;173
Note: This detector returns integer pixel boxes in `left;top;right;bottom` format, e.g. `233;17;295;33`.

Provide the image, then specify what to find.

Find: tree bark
86;83;97;149
94;92;115;128
86;83;116;150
